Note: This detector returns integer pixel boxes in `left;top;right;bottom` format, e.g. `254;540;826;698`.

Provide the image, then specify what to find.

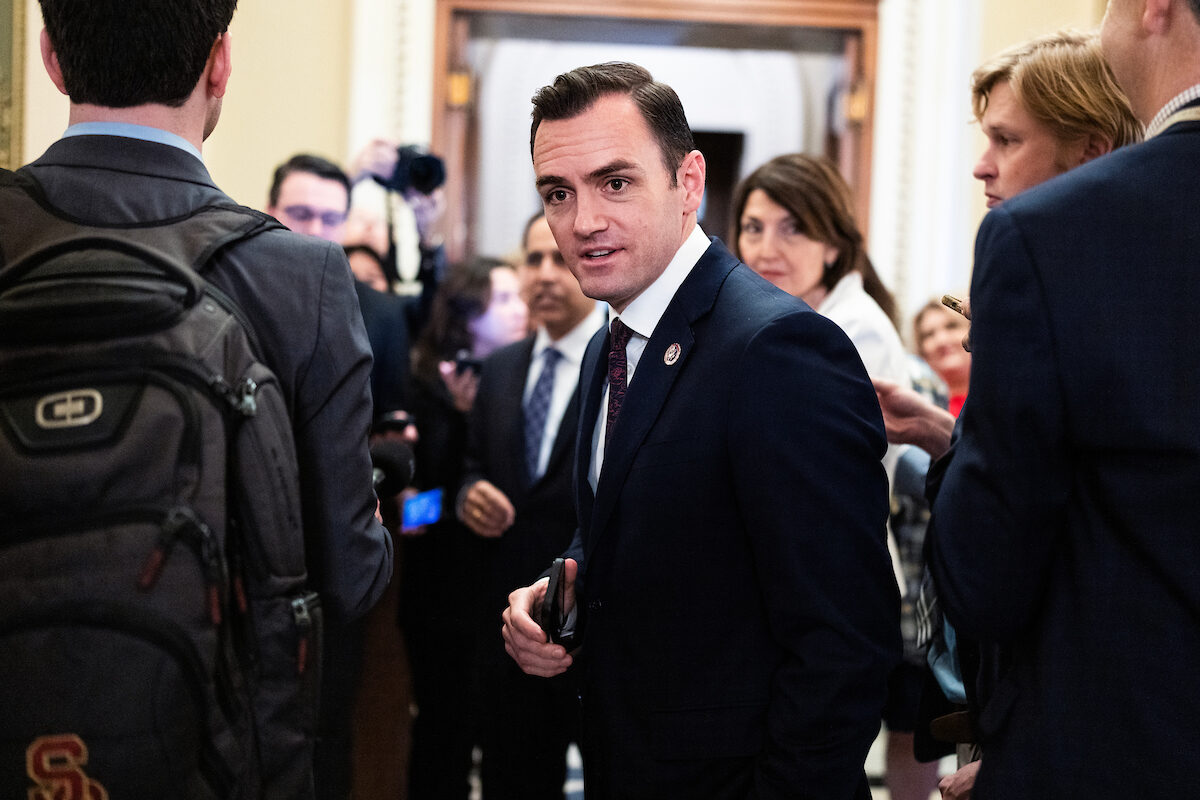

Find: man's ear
1143;0;1170;35
207;32;233;99
40;28;69;96
1080;132;1114;165
678;149;706;215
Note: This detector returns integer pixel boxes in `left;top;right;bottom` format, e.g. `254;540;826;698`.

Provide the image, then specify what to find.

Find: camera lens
377;146;446;196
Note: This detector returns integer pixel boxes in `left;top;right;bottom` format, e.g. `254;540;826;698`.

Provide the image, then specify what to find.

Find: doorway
432;0;880;262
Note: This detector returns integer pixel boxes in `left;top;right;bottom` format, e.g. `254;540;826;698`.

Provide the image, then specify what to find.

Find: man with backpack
0;1;392;797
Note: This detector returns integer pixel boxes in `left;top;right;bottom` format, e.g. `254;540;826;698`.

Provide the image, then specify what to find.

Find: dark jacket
930;108;1200;796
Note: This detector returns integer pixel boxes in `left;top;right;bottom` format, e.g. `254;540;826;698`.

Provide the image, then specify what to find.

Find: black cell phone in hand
453;349;483;376
538;558;577;648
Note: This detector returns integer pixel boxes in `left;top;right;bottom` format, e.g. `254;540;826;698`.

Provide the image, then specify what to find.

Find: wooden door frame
432;0;879;261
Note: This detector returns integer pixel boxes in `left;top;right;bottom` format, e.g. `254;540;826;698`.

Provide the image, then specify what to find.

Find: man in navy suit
501;62;899;799
928;0;1200;795
458;212;603;798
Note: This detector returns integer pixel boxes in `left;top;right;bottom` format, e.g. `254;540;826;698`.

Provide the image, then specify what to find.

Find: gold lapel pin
664;343;681;366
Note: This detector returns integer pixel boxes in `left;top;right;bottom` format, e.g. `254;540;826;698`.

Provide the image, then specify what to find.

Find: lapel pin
664;343;681;366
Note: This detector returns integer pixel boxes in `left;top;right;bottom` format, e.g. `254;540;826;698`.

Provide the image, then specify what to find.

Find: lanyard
1148;107;1200;139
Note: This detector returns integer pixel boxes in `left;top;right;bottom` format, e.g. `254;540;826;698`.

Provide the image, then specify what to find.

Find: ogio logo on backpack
35;390;103;429
26;734;109;800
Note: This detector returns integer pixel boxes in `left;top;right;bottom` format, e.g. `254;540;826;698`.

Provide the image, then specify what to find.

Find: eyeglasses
281;205;347;228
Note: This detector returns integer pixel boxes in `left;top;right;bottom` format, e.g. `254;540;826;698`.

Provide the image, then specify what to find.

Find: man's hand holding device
400;487;443;535
941;293;973;352
502;557;578;678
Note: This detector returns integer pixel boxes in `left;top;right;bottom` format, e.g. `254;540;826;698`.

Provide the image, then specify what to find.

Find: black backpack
0;171;322;799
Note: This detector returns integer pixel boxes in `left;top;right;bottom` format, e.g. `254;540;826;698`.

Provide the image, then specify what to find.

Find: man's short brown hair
529;62;695;186
972;30;1142;150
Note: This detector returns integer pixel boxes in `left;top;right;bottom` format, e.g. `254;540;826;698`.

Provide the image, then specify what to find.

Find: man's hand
439;360;479;413
404;187;447;247
502;558;577;677
459;479;515;538
939;759;980;800
395;487;426;537
957;296;973;353
873;378;956;458
348;137;400;185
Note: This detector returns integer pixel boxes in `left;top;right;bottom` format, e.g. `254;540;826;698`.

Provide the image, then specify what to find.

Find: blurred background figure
266;149;445;417
732;152;936;800
912;298;971;418
402;256;527;800
458;212;604;799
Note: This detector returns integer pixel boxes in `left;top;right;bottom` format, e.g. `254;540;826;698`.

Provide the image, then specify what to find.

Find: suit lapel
585;240;737;560
500;339;536;495
541;385;581;486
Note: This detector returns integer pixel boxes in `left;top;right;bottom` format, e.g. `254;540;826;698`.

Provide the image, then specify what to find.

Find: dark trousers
314;618;365;800
403;618;479;800
479;650;580;800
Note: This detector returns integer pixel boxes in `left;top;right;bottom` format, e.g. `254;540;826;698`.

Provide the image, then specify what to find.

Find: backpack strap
0;169;282;278
0;170;285;348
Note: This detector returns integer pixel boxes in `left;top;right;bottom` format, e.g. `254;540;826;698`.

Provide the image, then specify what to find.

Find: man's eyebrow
536;160;640;190
587;160;638;181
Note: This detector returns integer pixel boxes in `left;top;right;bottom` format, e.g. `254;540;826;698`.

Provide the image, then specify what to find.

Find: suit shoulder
717;264;842;338
248;225;344;264
720;263;802;315
485;336;534;370
997;138;1165;224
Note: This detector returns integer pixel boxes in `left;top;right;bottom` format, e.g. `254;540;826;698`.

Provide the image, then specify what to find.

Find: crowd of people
8;0;1200;799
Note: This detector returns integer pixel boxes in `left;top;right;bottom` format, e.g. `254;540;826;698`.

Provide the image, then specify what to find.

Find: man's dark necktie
605;319;635;449
523;347;561;480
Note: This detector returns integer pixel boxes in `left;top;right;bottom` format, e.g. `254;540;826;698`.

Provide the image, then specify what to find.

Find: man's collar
1147;85;1200;138
614;224;710;340
62;122;204;163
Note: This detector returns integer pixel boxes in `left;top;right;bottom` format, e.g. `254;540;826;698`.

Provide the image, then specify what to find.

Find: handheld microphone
370;440;415;498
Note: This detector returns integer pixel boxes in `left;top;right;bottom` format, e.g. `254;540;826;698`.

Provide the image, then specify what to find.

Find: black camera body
453;349;483;377
376;145;446;196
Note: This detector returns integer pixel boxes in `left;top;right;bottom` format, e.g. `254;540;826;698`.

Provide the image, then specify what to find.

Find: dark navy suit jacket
354;280;414;415
564;238;899;799
930;109;1200;796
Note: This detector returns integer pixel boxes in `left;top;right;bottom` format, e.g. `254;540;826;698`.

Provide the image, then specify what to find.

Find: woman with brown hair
732;153;908;391
733;153;936;800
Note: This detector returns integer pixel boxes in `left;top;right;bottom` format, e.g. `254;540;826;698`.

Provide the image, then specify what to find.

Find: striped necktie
523;346;561;480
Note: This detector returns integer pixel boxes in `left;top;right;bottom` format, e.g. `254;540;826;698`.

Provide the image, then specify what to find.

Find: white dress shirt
524;303;607;479
818;270;912;595
589;224;711;489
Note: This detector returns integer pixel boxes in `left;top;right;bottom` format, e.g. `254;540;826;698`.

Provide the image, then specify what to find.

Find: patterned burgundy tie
605;318;635;448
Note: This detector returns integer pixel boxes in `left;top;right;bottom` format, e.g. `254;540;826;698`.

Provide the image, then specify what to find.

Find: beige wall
981;0;1104;58
21;0;353;210
19;0;1108;227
